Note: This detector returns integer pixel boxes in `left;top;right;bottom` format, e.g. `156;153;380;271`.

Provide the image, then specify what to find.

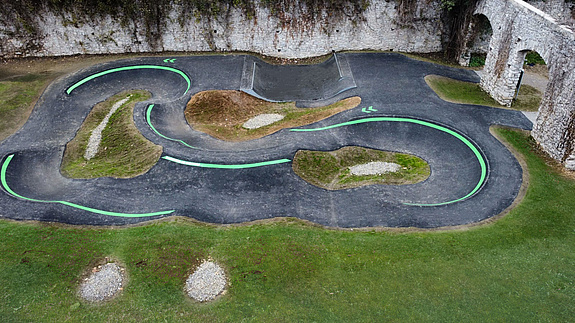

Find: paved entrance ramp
240;54;356;102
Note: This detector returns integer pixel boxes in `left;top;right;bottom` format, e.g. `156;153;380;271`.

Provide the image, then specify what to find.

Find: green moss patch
292;146;430;189
61;90;162;178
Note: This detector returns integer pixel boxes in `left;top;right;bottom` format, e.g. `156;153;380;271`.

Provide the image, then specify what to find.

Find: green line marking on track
290;117;488;206
66;65;191;95
146;104;198;149
163;155;291;169
1;154;175;217
362;106;378;113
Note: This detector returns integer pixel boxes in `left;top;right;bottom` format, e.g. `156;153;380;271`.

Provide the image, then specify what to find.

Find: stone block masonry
474;0;575;168
0;0;445;59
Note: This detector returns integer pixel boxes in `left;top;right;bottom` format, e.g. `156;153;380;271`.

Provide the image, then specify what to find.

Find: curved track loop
0;54;532;228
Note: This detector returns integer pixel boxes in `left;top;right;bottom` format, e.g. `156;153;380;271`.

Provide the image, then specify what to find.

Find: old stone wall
528;0;575;27
474;0;575;168
0;0;445;59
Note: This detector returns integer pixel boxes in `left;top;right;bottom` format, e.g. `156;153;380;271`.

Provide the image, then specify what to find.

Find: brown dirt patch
185;90;361;141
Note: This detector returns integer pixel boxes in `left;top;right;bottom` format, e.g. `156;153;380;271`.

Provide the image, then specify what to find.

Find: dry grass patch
293;146;430;190
185;90;361;141
61;90;162;178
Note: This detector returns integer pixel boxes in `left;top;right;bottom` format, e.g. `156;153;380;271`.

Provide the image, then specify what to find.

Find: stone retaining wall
0;0;445;59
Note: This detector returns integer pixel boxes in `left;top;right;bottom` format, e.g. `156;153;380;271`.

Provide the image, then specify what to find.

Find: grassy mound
293;146;430;189
185;90;361;141
0;74;50;141
61;90;162;178
425;75;542;111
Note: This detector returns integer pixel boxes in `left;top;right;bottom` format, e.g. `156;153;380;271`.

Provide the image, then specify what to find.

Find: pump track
0;53;533;228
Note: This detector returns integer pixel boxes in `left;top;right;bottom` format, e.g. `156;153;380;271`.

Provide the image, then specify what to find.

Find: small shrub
524;51;546;66
469;53;486;67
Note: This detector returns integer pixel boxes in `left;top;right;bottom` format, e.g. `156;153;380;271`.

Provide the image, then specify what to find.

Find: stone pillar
532;36;575;169
479;14;523;107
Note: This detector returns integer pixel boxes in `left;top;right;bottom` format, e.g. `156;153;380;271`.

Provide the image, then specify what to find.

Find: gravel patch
185;261;227;302
84;96;130;160
242;113;284;129
349;161;402;176
79;262;124;302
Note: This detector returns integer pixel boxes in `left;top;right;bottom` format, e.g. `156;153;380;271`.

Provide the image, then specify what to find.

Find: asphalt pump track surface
0;53;532;228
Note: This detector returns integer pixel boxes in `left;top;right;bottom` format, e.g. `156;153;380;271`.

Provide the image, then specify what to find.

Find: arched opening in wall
462;14;493;67
511;50;548;111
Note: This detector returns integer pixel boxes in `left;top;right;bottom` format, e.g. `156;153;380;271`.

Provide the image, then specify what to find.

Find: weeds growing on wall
0;0;370;53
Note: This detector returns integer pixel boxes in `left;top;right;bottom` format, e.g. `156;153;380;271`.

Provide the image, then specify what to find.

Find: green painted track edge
290;117;488;206
1;154;175;217
146;104;198;149
163;155;292;169
66;65;191;95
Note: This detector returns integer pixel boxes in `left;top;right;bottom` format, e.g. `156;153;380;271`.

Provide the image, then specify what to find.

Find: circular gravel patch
185;261;227;302
349;161;402;176
79;263;124;302
242;113;284;129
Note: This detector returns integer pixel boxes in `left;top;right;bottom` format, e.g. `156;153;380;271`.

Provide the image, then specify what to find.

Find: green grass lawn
425;75;542;111
1;128;574;321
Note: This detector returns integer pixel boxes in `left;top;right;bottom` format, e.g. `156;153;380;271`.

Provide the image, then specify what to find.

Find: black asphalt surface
240;55;357;102
0;53;532;228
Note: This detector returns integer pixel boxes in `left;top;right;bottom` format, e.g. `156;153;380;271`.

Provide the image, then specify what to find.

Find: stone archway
472;0;575;169
459;13;493;67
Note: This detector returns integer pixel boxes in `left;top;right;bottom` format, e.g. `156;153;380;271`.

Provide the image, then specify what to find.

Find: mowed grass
185;90;361;141
425;75;542;111
0;128;574;321
0;74;51;141
293;146;430;189
60;90;162;178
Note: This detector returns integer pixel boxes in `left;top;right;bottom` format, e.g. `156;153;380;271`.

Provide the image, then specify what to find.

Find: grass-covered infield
1;129;574;321
425;75;542;111
185;90;361;141
293;146;430;189
60;90;162;179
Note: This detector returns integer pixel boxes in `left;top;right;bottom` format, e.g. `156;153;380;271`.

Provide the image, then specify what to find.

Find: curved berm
240;54;357;102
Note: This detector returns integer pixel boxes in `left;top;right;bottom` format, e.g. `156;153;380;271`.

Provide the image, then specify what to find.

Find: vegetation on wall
0;0;492;61
0;0;370;53
442;0;481;62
